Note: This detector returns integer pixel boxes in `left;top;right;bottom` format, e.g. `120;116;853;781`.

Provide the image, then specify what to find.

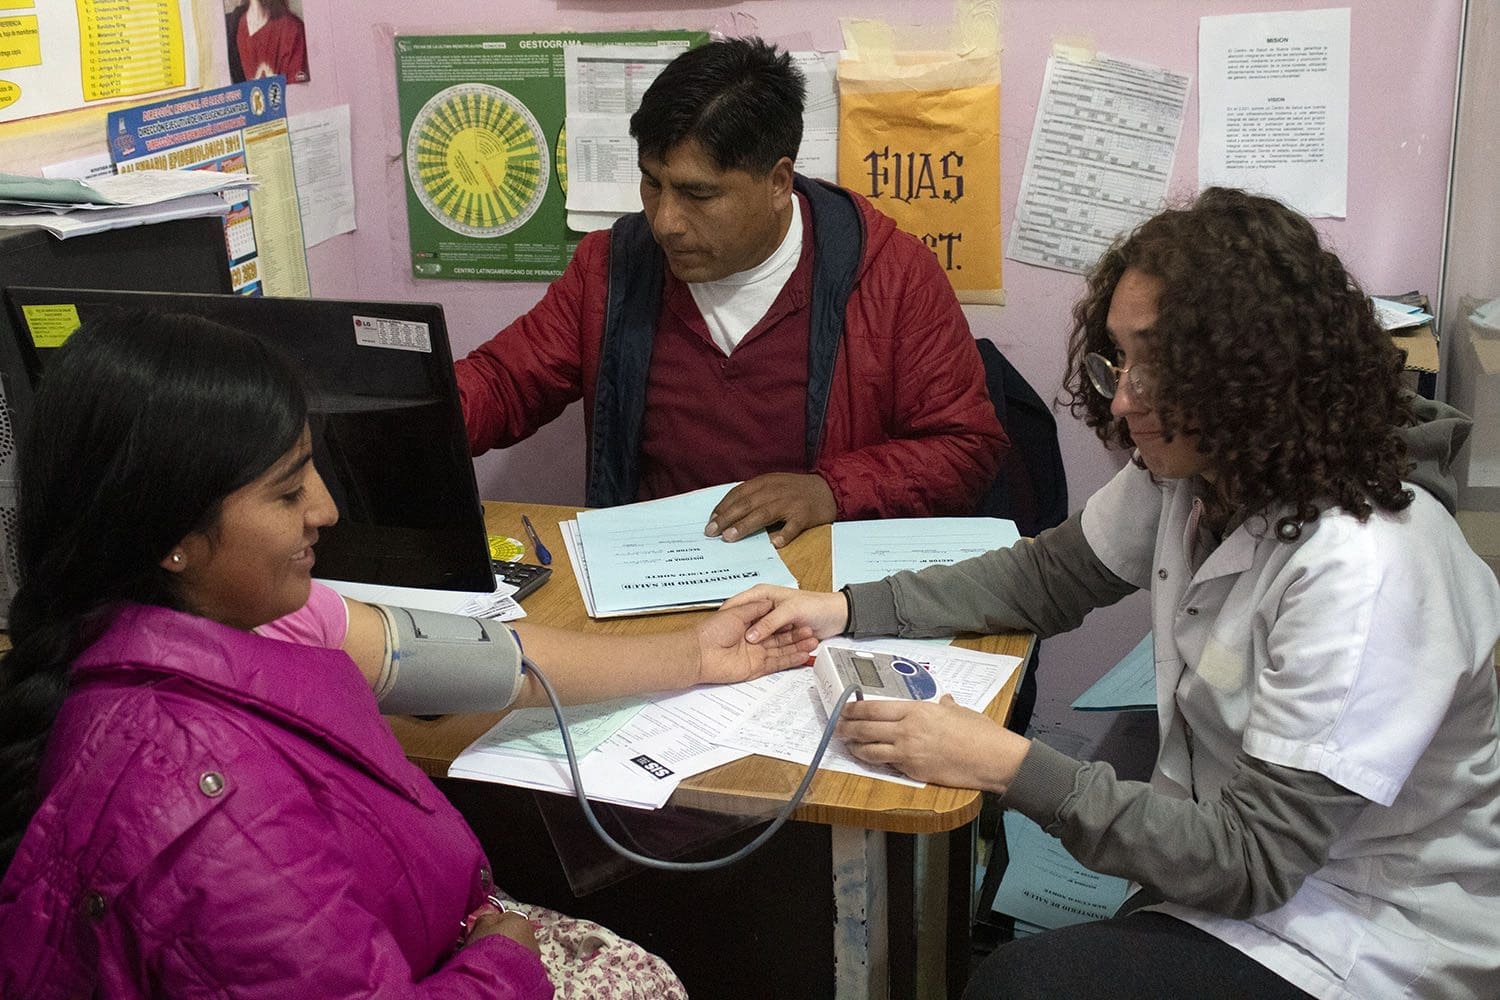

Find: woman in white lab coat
731;187;1500;998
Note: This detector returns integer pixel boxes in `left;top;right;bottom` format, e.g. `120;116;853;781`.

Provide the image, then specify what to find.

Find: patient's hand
695;599;817;685
466;909;539;956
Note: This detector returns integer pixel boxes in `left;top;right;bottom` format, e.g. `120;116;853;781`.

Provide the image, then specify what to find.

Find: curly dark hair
1062;187;1414;539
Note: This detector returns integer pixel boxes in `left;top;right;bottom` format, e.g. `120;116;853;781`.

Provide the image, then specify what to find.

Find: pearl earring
171;553;183;564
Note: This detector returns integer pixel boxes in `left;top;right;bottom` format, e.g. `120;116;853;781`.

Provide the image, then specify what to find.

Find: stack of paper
832;516;1020;589
561;42;691;232
561;484;799;618
450;672;790;808
321;577;525;622
1371;295;1434;331
1372;292;1439;375
453;637;1025;806
0;169;256;239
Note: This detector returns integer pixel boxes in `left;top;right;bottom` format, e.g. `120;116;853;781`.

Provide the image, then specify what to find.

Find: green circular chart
406;83;550;238
554;123;568;196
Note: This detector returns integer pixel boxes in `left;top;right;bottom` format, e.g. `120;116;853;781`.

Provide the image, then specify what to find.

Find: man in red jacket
457;37;1006;547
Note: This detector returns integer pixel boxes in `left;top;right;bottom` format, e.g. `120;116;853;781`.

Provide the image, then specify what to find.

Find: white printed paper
289;104;356;248
1198;8;1350;218
450;672;788;808
718;669;924;786
563;42;690;218
41;153;116;182
792;51;840;182
1008;51;1190;274
320;577;523;621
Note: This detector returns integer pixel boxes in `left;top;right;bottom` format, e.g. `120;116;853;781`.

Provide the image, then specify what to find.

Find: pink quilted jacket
0;604;552;999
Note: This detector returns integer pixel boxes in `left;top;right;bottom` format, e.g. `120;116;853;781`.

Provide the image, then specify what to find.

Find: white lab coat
1082;461;1500;998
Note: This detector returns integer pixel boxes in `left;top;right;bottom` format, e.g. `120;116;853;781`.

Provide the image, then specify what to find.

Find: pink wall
0;2;1444;706
282;0;1460;706
292;0;1461;508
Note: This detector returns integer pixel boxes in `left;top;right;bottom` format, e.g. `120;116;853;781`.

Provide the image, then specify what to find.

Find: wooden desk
391;502;1033;999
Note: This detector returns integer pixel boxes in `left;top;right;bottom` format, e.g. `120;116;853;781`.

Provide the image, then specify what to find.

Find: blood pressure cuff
368;604;523;716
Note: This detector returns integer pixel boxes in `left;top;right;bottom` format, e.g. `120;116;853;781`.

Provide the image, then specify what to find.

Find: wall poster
394;30;706;283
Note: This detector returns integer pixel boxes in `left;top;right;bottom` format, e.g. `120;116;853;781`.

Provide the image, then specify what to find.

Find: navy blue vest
586;176;864;507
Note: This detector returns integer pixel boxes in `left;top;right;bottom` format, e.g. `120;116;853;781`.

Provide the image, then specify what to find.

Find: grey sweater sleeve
1004;741;1368;918
844;512;1137;640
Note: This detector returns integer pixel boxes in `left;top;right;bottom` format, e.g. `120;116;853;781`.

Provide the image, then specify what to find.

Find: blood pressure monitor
813;645;940;717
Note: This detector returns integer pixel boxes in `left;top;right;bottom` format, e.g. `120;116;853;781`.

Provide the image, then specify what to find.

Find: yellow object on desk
487;535;525;562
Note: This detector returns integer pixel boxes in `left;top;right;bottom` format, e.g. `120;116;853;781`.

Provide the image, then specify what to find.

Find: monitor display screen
1;287;494;593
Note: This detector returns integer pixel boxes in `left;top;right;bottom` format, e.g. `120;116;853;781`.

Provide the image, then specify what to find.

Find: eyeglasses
1084;352;1156;406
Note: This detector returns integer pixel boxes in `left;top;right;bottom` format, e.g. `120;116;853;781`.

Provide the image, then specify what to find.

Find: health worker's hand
836;694;1029;793
704;473;837;548
695;599;818;685
722;585;849;644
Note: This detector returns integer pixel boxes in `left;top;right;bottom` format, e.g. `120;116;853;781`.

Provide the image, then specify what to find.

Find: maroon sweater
636;228;815;500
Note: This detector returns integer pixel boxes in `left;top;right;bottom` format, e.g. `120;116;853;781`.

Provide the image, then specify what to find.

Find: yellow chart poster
839;49;1003;304
0;0;197;124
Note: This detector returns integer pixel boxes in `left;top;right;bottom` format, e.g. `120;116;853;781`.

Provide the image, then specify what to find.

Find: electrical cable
523;655;861;872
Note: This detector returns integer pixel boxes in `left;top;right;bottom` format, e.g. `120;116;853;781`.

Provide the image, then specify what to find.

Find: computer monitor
2;287;495;593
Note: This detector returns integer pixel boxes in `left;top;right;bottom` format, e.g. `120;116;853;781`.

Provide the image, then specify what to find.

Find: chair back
974;339;1068;536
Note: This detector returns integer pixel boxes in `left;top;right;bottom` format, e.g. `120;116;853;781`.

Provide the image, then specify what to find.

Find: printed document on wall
563;42;690;218
0;1;197;125
838;40;1003;302
395;31;705;281
1198;8;1350;218
109;78;310;296
1007;49;1190;275
792;51;840;182
289;105;356;248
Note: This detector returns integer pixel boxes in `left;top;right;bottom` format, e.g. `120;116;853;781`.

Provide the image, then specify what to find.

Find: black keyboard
492;560;551;601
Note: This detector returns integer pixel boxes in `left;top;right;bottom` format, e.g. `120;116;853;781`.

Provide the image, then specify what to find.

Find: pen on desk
521;514;552;565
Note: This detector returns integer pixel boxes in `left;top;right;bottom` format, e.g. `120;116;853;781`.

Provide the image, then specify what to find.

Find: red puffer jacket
0;605;552;999
457;178;1005;519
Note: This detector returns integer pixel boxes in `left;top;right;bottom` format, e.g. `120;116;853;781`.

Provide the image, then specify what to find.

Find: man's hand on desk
695;600;819;684
704;472;837;548
724;585;849;644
